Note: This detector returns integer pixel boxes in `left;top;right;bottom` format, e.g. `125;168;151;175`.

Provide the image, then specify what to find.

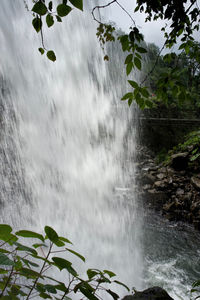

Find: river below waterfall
143;209;200;300
0;1;200;300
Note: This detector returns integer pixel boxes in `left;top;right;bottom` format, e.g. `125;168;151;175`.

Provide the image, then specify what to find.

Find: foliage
144;41;200;110
30;0;83;60
90;0;200;108
0;224;129;299
26;0;200;108
191;280;200;299
157;129;200;166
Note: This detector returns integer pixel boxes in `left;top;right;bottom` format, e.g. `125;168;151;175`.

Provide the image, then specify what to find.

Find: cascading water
0;0;143;297
1;2;200;300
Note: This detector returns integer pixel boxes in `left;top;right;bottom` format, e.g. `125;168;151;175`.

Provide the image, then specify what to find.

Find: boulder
122;286;174;300
142;173;156;185
171;152;188;171
156;173;166;180
154;180;166;190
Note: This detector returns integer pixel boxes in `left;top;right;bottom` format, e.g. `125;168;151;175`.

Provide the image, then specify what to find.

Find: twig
0;266;14;297
141;43;165;85
40;16;46;50
91;0;117;24
26;242;53;299
115;0;136;26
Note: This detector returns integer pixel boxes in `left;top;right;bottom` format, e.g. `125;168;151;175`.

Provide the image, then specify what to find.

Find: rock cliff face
136;147;200;230
122;287;174;300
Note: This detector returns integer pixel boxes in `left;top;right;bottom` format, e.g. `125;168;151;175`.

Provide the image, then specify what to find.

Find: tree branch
92;0;117;24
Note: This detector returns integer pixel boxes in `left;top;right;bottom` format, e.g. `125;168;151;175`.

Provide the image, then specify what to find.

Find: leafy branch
0;224;130;300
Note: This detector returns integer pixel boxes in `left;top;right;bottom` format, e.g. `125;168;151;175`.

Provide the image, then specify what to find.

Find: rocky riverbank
136;147;200;231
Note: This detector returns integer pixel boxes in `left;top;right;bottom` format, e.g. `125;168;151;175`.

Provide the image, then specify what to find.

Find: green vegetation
26;0;200;108
143;41;200;113
0;224;129;299
156;130;200;167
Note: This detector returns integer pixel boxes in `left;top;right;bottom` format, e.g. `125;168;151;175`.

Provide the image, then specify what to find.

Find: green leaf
145;100;153;108
32;254;53;265
44;226;65;246
59;237;72;244
125;54;133;64
134;57;141;70
32;17;42;33
1;295;20;300
79;286;99;300
48;1;53;11
106;289;119;300
46;14;54;27
32;1;47;16
0;224;12;235
135;52;142;59
56;15;62;22
87;269;99;279
114;280;130;291
15;258;23;270
57;4;72;17
128;80;138;89
0;253;14;266
66;248;85;262
193;280;200;287
0;268;8;274
0;225;16;245
128;98;133;106
54;240;65;247
38;48;45;55
32;243;47;248
14;242;37;255
190;153;200;161
19;267;44;279
140;88;149;98
39;292;52;299
69;0;83;10
15;230;44;242
136;46;147;53
44;284;57;294
21;258;39;268
54;283;68;292
47;51;56;62
103;270;116;278
126;62;133;75
121;92;133;101
119;35;129;51
52;257;78;276
0;249;10;254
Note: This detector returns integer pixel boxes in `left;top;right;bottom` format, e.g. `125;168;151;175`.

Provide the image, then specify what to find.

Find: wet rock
156;173;166;180
176;188;184;196
175;199;183;209
190;201;200;213
171;152;188;171
143;184;152;190
122;286;174;300
154;181;166;190
166;167;175;175
144;190;168;210
142;173;156;185
193;220;200;230
158;167;167;173
163;201;176;212
191;176;200;190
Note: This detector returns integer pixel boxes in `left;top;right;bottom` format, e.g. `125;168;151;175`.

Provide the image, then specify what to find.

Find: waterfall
0;0;143;297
